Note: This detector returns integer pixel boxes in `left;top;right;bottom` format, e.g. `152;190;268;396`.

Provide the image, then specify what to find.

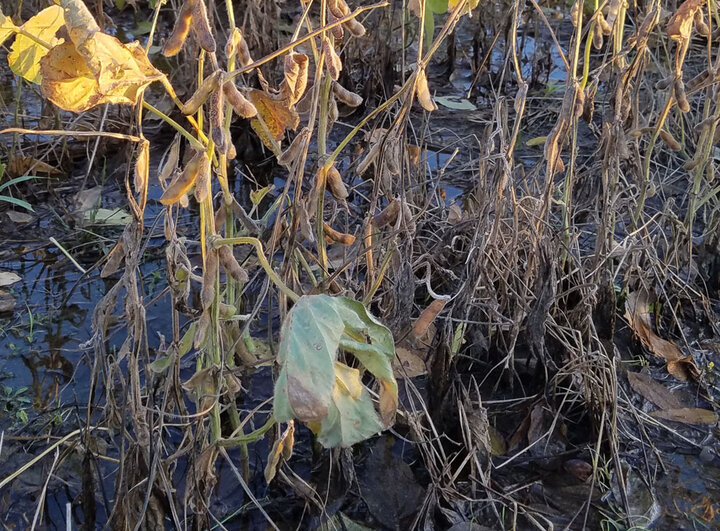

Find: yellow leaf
40;33;164;112
448;0;480;13
0;9;18;46
526;136;547;147
8;6;65;84
334;362;363;400
247;89;299;150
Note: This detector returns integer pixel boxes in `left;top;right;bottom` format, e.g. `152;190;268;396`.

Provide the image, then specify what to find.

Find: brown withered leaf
625;290;683;362
264;421;295;484
7;155;62;177
247;89;299;150
667;0;705;42
650;408;717;425
667;356;700;381
627;371;684;410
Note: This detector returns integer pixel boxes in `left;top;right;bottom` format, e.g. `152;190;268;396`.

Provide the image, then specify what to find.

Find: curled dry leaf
322;36;342;80
100;241;125;278
264;421;295;484
162;0;193;56
190;0;216;53
182;70;223;115
247;89;300;150
625;290;684;362
281;52;309;105
415;69;437;112
223;81;257;118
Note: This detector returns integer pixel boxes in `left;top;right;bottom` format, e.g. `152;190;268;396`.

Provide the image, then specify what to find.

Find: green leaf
0;195;33;211
273;295;398;447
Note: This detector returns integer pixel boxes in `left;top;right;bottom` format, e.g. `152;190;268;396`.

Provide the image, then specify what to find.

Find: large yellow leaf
8;6;65;83
0;9;17;46
40;32;164;112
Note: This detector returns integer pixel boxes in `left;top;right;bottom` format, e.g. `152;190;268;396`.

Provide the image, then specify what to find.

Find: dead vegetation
1;0;720;528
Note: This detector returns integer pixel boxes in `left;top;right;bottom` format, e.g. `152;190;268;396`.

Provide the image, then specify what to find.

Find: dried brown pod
573;87;585;119
570;1;581;26
385;138;401;175
223;81;257;118
332;81;363;107
190;0;216;53
683;153;705;171
357;140;383;176
214;203;226;231
227;142;237;159
209;89;227;154
218;302;236;318
201;249;219;310
194;310;211;348
134;141;149;194
218;244;248;283
158;135;181;185
686;69;710;90
373;198;401;228
328;13;344;40
598;12;612;35
323;223;355;245
193;153;211;203
328;0;350;18
326;164;348;200
327;94;339;131
182;70;223;115
629;126;653;137
307;167;327;211
655;74;674;90
343;18;366;37
225;29;253;67
163;0;194;57
401;201;416;234
694;9;710;35
674;77;690;112
659;129;682;151
278;127;311;166
160;150;204;205
281;52;309;105
415;69;437;112
694;115;716;133
322;36;342;80
592;25;604;49
581;86;595;123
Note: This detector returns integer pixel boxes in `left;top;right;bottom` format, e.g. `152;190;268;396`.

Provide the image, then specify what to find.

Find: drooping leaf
247;89;299;150
273;295;398;447
8;6;65;83
625;291;684;362
41;32;164;112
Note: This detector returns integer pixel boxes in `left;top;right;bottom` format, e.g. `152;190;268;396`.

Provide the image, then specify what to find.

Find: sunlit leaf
40;32;164;112
8;6;65;83
0;9;18;46
247;89;299;150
